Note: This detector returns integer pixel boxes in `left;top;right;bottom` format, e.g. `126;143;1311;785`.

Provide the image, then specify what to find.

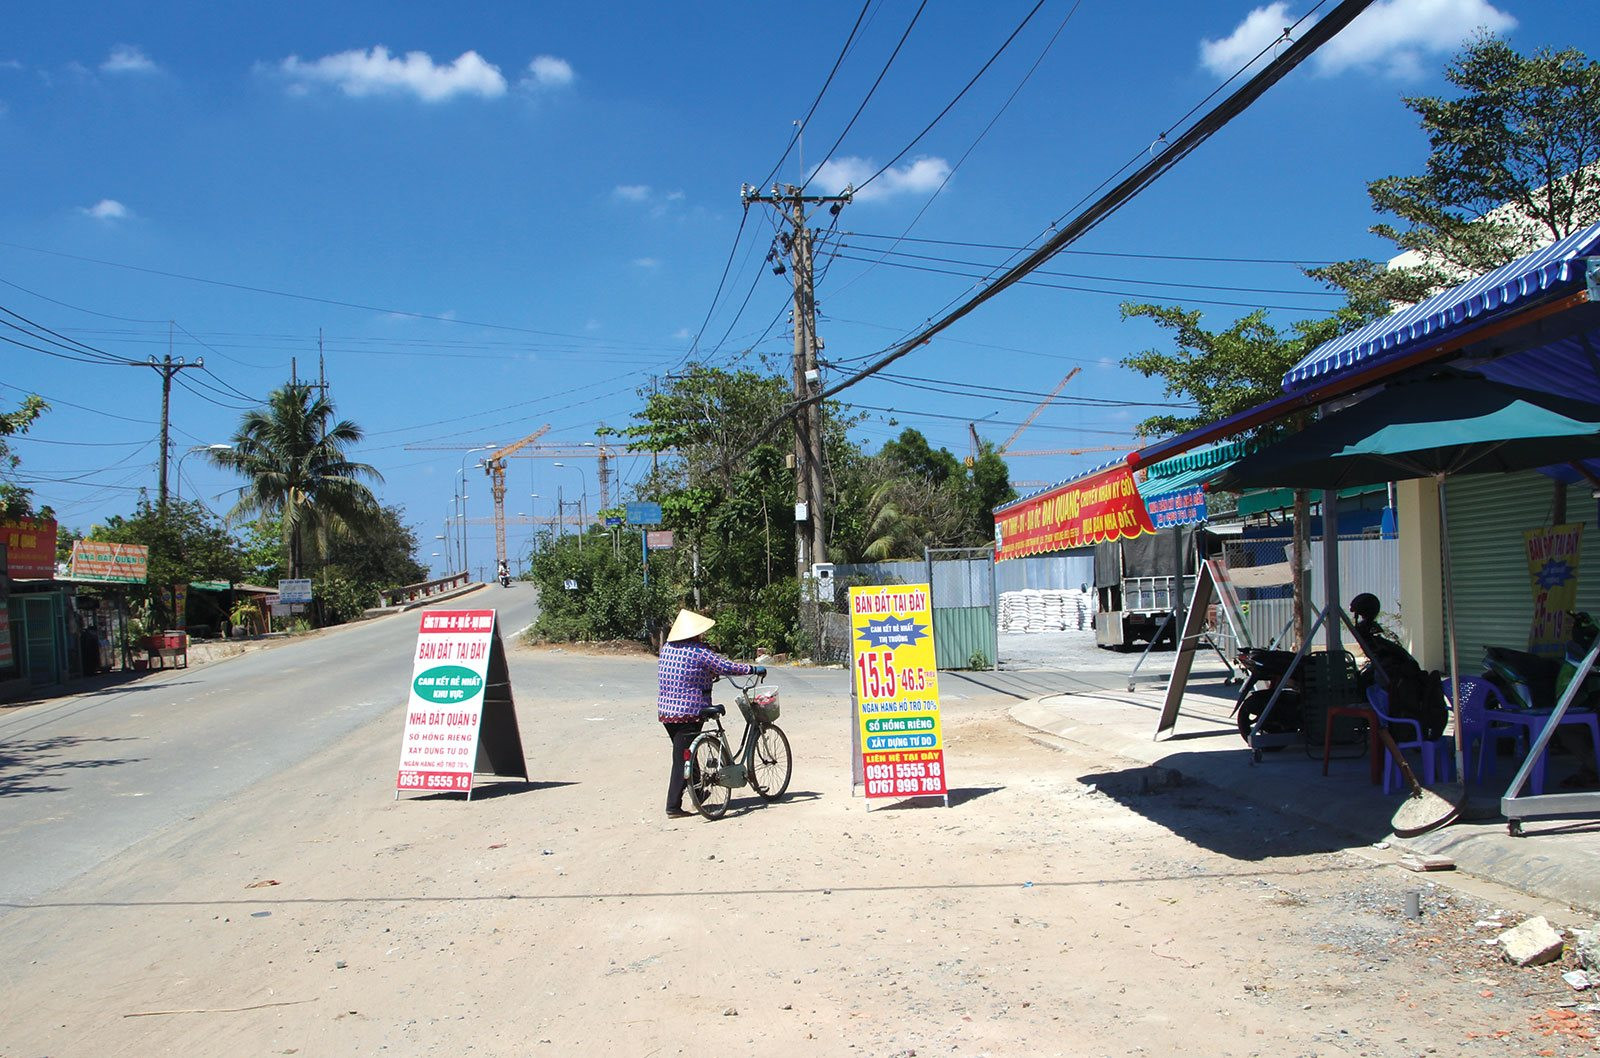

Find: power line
826;251;1339;312
800;0;928;194
854;0;1049;196
772;0;1375;433
842;231;1338;266
757;0;877;191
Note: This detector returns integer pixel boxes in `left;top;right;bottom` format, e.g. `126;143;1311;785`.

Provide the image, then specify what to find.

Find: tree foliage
0;395;49;521
210;383;382;578
1313;36;1600;314
90;496;244;622
1118;306;1339;438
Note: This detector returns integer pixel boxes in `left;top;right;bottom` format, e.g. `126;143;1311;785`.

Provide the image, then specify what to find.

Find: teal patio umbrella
1211;372;1600;807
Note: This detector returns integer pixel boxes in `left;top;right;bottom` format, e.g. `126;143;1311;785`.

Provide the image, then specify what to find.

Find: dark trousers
663;719;704;811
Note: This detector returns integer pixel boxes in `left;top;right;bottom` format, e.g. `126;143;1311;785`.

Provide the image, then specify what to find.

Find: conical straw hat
666;609;716;643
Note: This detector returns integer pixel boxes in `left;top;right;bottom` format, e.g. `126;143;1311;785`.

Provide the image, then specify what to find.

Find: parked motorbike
1482;611;1599;711
1233;647;1304;744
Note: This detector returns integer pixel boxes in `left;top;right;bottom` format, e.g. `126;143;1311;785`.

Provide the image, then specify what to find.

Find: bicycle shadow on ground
413;779;579;802
720;790;823;816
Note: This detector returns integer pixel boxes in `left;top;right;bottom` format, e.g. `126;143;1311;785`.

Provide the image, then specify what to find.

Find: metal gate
925;547;997;671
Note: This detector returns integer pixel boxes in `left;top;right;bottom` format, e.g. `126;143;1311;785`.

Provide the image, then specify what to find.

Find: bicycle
684;672;793;819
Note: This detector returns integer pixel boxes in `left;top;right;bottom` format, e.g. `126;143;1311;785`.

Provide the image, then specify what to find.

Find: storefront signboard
1;518;58;579
1525;523;1582;657
993;465;1155;561
277;578;312;604
69;540;150;583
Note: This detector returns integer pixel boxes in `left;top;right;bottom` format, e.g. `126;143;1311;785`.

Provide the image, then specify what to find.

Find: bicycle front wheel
749;724;792;800
685;733;731;819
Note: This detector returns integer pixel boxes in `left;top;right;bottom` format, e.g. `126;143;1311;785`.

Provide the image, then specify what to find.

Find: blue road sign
625;502;663;526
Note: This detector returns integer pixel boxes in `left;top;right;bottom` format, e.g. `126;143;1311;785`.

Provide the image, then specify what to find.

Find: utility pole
137;336;206;509
742;182;851;579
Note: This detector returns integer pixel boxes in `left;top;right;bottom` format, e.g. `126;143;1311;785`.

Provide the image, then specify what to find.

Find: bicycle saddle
703;703;726;717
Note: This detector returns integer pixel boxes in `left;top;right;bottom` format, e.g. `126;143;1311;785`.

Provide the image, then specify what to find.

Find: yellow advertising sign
850;583;947;801
1526;524;1582;656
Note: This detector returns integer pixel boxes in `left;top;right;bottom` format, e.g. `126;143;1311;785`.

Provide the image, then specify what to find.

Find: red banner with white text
994;464;1155;561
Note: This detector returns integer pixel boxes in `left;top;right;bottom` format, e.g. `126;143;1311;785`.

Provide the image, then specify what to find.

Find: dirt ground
1;640;1596;1058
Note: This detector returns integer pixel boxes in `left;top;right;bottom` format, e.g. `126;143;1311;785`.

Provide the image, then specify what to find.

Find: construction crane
998;368;1080;454
482;427;552;571
406;432;642;567
966;368;1083;467
1003;445;1126;457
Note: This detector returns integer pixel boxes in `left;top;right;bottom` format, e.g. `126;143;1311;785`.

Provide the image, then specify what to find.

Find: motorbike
1233;647;1304;744
1482;611;1600;712
497;568;511;588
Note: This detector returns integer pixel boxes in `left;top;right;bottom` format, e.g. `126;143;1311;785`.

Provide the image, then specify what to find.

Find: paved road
0;584;541;907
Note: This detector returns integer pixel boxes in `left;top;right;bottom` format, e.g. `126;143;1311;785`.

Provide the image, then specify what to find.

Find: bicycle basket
738;688;780;723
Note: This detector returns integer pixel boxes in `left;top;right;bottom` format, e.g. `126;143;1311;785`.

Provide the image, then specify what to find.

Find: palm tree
210;383;382;578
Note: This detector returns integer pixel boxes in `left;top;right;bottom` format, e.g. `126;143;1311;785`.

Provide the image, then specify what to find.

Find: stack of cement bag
998;589;1095;633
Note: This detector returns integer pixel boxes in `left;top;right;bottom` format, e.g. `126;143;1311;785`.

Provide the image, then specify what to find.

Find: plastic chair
1306;650;1379;780
1367;686;1449;795
1487;699;1600;796
1452;675;1517;784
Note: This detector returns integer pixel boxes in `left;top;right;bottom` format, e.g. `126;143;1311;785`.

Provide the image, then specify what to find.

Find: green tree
90;495;244;622
848;431;1015;560
324;501;427;593
1312;36;1600;314
0;394;49;521
210;383;382;579
1119;305;1341;438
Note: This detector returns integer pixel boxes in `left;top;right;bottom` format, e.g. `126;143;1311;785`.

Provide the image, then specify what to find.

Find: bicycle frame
701;676;766;787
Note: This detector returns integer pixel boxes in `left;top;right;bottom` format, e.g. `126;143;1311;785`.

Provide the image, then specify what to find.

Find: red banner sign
1;518;58;578
994;465;1154;561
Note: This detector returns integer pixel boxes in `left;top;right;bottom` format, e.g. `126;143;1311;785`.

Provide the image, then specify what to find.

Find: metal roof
1282;220;1600;392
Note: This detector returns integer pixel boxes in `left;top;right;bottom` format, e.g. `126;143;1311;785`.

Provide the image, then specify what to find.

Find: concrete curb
1010;695;1600;914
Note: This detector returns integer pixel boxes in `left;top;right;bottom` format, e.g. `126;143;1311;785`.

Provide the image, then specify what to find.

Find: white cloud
101;44;158;75
1200;0;1515;80
613;184;651;202
523;55;573;88
633;257;659;269
811;155;951;202
278;46;507;102
1314;0;1516;77
81;199;129;220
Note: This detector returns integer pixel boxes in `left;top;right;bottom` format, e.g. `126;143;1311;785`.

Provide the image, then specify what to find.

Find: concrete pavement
994;642;1600;914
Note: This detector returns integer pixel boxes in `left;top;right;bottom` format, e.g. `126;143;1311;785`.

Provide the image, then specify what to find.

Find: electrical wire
826;251;1340;312
756;0;878;192
799;0;928;194
0;380;157;426
842;231;1338;267
853;0;1048;196
767;0;1374;435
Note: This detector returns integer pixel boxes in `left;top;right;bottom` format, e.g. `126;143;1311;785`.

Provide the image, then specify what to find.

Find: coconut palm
210;383;382;578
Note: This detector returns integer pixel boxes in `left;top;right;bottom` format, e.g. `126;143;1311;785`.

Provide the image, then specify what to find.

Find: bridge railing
380;571;471;608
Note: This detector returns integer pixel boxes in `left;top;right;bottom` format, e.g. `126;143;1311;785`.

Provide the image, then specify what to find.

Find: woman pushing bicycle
656;609;764;818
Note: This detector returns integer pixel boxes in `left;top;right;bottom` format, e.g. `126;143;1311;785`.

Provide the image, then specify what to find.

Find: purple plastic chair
1367;686;1449;795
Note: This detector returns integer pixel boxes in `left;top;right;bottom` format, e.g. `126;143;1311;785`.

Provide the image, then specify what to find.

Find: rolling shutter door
1443;472;1600;662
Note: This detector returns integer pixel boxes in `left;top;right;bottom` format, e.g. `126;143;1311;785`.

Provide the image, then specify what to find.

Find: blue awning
1282;220;1600;392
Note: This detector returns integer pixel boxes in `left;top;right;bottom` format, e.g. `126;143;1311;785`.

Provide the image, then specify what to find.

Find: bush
529;529;672;642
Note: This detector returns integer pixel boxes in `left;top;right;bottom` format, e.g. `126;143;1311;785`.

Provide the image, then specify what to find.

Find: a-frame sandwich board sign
396;609;529;800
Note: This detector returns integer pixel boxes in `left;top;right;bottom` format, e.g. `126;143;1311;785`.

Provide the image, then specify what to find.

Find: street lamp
553;461;589;530
175;443;233;505
457;445;498;577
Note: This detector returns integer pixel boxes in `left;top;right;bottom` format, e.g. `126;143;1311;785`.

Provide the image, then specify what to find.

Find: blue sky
2;0;1590;576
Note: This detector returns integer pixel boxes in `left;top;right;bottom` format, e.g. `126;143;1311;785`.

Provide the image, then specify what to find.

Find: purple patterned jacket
656;641;754;722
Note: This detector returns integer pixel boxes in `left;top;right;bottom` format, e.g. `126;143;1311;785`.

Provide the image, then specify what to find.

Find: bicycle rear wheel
749;724;792;800
685;734;731;819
